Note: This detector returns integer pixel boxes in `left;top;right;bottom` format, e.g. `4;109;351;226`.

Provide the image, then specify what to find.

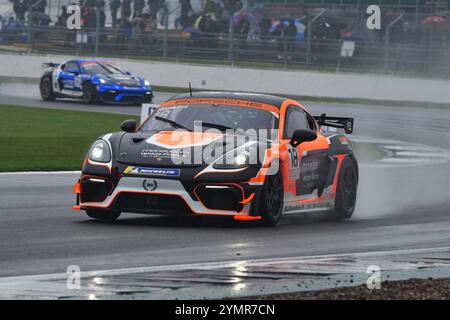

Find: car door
58;61;81;92
283;105;331;202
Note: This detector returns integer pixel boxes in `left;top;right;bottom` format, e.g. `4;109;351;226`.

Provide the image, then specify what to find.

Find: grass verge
0;104;138;172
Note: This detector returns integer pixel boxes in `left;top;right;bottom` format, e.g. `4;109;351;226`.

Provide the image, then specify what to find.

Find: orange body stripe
160;98;279;114
73;181;81;194
240;193;255;205
234;215;262;221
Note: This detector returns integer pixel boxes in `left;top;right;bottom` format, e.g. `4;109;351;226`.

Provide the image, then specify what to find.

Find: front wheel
86;210;121;221
328;156;358;220
82;82;97;104
260;170;284;226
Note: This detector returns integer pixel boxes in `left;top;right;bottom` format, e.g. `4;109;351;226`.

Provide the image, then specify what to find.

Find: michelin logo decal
124;166;181;177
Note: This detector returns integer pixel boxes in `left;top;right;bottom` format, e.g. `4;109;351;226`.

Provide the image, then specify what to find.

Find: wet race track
1;82;450;298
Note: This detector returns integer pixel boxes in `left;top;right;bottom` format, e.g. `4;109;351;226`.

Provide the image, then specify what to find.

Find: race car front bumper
74;176;261;220
96;85;153;103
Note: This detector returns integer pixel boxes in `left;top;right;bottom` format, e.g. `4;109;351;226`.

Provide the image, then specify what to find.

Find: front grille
195;185;243;212
100;91;117;101
80;178;113;203
114;193;192;215
117;81;140;87
99;92;151;104
120;95;148;103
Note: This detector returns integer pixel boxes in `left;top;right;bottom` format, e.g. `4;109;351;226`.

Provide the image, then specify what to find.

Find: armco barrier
1;52;449;104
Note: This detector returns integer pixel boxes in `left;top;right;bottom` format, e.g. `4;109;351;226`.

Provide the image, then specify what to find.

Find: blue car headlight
98;77;113;85
144;80;151;88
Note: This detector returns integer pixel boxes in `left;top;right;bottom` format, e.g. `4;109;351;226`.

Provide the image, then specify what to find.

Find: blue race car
39;59;153;104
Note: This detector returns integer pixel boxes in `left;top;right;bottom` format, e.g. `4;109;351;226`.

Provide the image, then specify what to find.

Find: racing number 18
288;148;298;168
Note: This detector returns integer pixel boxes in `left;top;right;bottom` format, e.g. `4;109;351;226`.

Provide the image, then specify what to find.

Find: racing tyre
40;76;55;101
260;170;284;226
329;157;358;220
82;82;97;104
86;210;121;221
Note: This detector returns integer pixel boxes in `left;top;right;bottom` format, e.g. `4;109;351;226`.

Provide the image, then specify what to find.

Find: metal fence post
384;26;390;71
306;21;312;67
94;6;101;56
27;4;33;54
228;14;234;66
384;14;404;73
163;6;169;60
306;9;325;67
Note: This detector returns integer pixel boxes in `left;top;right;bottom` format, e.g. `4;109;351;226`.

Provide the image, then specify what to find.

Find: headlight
88;140;111;163
213;151;250;169
144;80;151;87
98;77;111;85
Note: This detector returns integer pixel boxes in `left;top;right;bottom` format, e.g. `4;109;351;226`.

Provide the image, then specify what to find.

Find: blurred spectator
271;21;285;59
132;12;145;43
147;0;163;18
4;16;23;42
143;14;157;51
144;14;157;33
84;0;97;7
134;0;146;17
30;11;51;27
121;0;132;19
118;14;132;42
259;14;271;41
198;14;211;32
238;18;250;51
82;5;96;28
223;0;242;14
144;13;157;46
110;0;121;27
56;5;70;27
98;1;106;28
30;0;47;13
175;0;191;29
285;20;297;57
13;0;28;22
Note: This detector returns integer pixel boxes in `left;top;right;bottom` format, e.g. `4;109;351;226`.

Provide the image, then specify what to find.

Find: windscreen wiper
201;122;235;132
154;116;192;132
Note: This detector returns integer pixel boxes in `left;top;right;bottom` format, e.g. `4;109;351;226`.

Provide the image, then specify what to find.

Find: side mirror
120;119;137;133
67;68;79;75
290;129;317;147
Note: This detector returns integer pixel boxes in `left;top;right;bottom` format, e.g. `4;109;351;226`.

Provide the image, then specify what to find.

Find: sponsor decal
140;148;190;159
285;200;331;212
124;166;181;177
142;179;158;191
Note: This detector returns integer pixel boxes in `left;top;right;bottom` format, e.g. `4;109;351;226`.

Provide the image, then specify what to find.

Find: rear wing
42;62;60;69
314;113;354;134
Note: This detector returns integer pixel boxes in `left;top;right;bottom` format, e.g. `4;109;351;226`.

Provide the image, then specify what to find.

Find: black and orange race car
73;92;358;226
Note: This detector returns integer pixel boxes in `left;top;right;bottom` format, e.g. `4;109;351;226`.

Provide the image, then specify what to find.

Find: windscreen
140;104;278;133
82;62;126;75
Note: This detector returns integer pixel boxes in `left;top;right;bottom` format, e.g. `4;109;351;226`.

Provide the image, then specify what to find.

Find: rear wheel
329;157;358;220
82;82;97;104
86;210;121;221
40;76;55;101
260;170;284;226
